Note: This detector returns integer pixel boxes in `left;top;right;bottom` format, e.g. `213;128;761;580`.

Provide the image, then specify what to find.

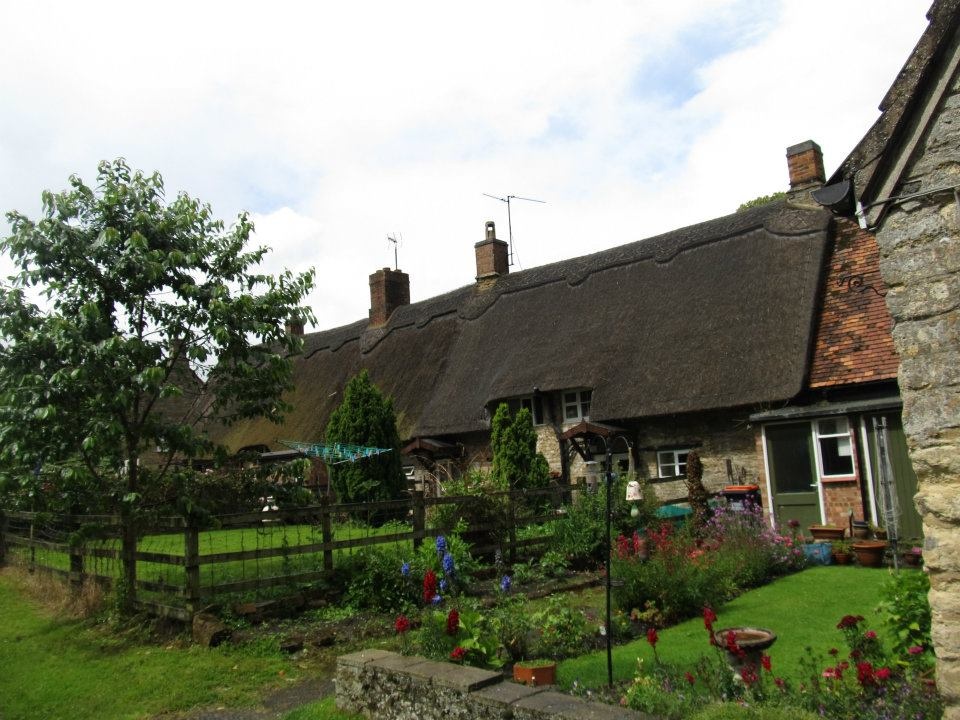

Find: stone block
886;275;960;321
338;648;399;669
513;690;641;719
430;663;503;693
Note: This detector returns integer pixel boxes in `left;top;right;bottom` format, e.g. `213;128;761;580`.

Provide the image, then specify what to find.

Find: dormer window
563;389;592;422
504;396;544;425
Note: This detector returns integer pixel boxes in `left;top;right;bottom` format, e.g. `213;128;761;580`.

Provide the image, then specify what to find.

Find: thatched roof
212;201;831;451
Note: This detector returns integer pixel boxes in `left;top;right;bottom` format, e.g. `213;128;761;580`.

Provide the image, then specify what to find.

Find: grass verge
0;568;301;720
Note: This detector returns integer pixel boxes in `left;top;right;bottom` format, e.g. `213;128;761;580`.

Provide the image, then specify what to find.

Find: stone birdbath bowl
713;627;777;668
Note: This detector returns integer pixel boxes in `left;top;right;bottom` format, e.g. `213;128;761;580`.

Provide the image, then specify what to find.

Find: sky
0;1;932;331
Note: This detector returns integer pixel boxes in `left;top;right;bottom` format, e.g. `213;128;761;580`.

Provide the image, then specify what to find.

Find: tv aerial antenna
387;233;402;270
482;193;545;266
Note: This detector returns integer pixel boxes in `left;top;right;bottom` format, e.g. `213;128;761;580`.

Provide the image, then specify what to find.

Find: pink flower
761;654;772;672
908;645;925;655
865;630;877;640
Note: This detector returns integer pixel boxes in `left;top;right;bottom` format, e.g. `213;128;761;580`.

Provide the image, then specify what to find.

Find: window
657;449;690;478
816;417;854;477
506;396;544;425
563;389;592;422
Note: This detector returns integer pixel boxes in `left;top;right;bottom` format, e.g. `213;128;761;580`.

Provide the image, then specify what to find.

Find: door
765;422;821;529
863;413;923;541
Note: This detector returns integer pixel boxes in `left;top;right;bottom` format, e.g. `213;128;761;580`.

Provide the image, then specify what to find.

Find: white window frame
813;417;855;479
657;448;690;478
562;389;592;422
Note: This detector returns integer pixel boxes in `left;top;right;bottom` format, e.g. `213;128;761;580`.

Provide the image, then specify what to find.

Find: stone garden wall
336;649;651;720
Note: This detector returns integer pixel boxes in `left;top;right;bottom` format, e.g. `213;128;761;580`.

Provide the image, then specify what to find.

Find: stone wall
873;46;960;713
336;649;647;719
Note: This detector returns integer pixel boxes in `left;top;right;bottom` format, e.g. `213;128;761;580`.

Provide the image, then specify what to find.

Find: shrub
531;595;592;658
877;569;933;664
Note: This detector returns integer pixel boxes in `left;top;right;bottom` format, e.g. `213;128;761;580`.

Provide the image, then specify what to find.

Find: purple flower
442;552;456;575
439;578;448;592
435;535;447;555
500;575;512;592
401;561;410;577
431;594;442;605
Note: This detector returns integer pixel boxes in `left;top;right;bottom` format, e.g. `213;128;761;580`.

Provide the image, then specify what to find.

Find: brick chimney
285;318;305;336
475;221;509;282
369;267;410;327
786;140;825;191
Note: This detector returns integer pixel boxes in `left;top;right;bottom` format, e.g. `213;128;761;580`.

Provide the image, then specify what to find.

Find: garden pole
605;443;613;687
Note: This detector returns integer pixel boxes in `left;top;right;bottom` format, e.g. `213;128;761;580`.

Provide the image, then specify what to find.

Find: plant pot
713;627;776;668
832;551;852;565
809;525;846;541
851;521;870;539
902;551;922;567
852;541;888;568
513;661;557;686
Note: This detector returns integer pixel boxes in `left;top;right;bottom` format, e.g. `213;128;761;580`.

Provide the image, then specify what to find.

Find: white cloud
0;0;931;328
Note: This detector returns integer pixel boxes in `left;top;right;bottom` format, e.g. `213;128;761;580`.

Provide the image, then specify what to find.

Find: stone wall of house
336;649;642;720
873;51;960;713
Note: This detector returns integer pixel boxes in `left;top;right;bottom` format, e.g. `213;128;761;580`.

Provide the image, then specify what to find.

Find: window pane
820;436;854;476
817;418;848;436
563;392;577;405
565;404;579;420
766;422;815;492
581;399;591;418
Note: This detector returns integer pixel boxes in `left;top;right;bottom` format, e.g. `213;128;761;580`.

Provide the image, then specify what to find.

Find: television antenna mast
482;193;545;266
387;233;401;270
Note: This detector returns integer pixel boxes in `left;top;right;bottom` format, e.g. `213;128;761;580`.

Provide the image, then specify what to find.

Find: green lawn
0;570;302;720
558;565;896;688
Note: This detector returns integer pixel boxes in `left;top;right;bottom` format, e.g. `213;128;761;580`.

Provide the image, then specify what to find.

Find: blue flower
435;535;447;555
431;594;442;605
442;552;455;576
500;575;512;592
401;562;410;577
439;578;448;592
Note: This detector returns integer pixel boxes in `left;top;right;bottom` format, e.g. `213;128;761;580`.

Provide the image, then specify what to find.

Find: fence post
508;489;517;565
412;490;425;551
184;522;200;617
320;496;334;573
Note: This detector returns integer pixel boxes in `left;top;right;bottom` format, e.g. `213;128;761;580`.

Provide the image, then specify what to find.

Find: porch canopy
749;395;901;423
560;420;627;462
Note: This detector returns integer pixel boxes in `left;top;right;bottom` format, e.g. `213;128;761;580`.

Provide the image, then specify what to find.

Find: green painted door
765;422;821;529
864;413;923;541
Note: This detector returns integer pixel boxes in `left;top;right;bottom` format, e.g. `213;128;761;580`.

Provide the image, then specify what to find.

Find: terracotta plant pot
851;521;870;539
809;525;846;541
852;540;888;568
513;661;557;686
832;551;852;565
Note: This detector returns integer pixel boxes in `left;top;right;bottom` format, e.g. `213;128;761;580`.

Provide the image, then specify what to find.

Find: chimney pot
475;220;509;282
285;318;305;336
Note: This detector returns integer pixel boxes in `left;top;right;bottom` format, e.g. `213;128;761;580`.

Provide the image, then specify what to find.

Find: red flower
876;667;891;681
837;614;864;630
646;627;659;647
828;647;839;656
739;664;759;686
703;606;717;632
446;608;460;636
450;646;466;662
856;661;875;686
908;645;924;655
725;631;741;655
761;654;772;672
774;677;786;689
394;615;410;634
423;569;438;604
616;534;630;559
865;630;877;640
684;672;695;685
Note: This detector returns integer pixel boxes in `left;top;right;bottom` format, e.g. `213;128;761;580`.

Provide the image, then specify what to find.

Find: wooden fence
0;486;572;621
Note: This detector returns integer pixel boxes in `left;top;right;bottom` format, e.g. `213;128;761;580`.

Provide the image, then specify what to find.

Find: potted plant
902;545;923;567
512;659;557;686
852;539;888;567
851;519;870;539
831;539;853;565
808;525;846;541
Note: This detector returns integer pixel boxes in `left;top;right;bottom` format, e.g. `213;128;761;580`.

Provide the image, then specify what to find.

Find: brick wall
808;218;899;388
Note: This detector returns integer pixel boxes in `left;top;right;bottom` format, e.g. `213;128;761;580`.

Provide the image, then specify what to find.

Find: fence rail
0;485;573;618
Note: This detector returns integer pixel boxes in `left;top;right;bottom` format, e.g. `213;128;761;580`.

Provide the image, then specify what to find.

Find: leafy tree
490;402;549;490
325;370;404;505
737;191;786;211
0;159;315;610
